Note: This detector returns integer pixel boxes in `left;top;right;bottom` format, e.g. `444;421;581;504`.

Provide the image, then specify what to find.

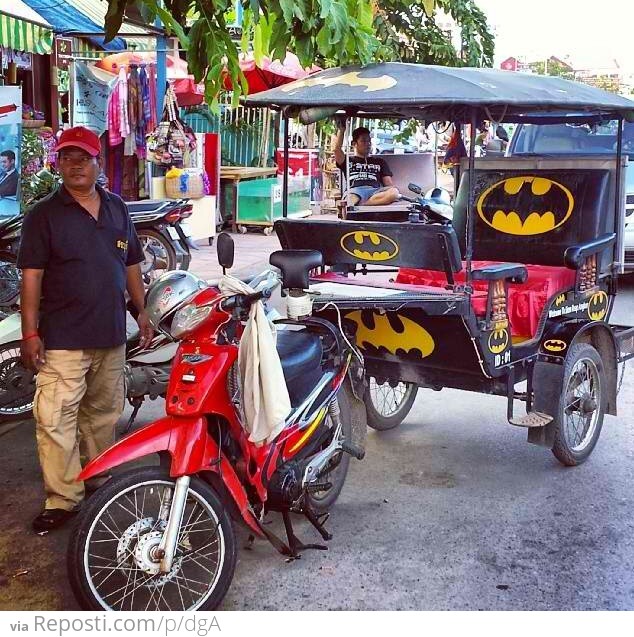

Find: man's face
353;133;372;157
0;156;14;173
57;148;99;190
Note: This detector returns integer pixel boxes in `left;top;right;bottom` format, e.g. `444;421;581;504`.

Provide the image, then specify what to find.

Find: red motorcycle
67;235;366;611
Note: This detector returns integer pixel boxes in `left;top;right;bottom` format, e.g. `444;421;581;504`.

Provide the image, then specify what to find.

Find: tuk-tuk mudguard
78;415;263;536
528;318;619;448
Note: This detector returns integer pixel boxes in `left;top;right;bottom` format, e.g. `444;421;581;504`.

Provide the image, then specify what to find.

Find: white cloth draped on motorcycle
219;275;291;445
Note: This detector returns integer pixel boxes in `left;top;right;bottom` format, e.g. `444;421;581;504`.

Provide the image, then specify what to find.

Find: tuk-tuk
244;63;634;466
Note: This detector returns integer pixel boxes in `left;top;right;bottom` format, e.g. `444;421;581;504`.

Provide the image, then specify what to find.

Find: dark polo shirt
17;185;144;349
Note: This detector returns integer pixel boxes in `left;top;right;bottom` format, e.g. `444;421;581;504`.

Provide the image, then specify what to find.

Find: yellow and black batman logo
340;231;399;262
488;328;510;354
588;291;608;321
544;339;567;352
345;311;434;357
554;294;566;307
477;176;574;235
281;71;397;94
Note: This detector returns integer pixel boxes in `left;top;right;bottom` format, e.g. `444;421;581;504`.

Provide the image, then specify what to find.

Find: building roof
0;2;53;54
1;0;50;28
22;0;161;51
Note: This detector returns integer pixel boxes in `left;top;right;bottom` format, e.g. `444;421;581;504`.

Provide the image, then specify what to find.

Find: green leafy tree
528;58;574;80
104;0;494;106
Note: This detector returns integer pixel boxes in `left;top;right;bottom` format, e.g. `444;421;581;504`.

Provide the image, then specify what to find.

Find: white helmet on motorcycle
145;270;208;333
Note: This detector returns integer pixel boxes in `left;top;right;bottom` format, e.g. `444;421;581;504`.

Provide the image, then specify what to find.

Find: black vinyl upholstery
452;166;615;271
276;330;323;407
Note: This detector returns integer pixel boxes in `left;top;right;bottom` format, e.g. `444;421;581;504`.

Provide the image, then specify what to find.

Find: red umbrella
224;52;321;94
95;52;205;106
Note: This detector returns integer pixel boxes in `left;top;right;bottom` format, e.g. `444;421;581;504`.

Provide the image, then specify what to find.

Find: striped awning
0;11;54;54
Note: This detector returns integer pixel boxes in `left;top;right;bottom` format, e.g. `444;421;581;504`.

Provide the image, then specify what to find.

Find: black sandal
32;508;78;533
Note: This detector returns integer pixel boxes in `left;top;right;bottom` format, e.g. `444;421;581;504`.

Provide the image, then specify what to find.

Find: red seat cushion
397;262;576;338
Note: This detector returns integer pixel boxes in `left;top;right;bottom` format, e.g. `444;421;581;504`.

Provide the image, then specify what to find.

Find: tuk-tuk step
509;412;554;428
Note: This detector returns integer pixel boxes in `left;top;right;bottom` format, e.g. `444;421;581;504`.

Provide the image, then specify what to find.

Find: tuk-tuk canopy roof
242;63;634;123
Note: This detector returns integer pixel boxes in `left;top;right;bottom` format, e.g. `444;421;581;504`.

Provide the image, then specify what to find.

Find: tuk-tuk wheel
551;343;606;466
365;378;418;431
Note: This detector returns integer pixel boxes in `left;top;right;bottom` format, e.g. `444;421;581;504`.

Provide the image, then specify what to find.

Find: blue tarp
22;0;127;51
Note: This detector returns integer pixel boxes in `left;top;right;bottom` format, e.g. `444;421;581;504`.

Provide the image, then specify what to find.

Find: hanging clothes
147;64;158;132
118;67;131;140
147;64;158;133
107;79;122;146
138;65;152;157
125;65;140;156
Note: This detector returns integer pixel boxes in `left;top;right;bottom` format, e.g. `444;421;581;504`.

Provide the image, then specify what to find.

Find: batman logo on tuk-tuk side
543;339;567;352
488;328;510;354
554;293;566;307
345;310;435;357
340;231;399;261
477;176;574;235
587;291;608;320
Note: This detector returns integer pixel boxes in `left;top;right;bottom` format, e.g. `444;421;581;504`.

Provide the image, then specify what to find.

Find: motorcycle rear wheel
0;340;35;420
68;467;236;611
307;379;365;513
137;229;178;286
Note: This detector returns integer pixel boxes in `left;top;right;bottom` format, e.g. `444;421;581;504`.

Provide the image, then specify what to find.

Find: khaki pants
34;346;126;510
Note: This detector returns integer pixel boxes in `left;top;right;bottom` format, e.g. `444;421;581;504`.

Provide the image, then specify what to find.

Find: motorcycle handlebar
221;287;272;311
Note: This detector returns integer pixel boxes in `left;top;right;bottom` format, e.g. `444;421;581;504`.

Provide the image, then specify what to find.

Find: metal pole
433;123;438;188
283;114;289;218
465;111;478;285
615;115;624;274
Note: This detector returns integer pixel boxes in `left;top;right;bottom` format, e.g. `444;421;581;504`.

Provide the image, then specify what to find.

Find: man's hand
136;310;154;349
21;336;45;372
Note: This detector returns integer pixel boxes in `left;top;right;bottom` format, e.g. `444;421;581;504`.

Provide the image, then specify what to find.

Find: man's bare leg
366;187;400;205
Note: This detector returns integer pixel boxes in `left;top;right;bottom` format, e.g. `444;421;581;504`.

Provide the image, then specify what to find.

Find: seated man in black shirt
334;124;400;206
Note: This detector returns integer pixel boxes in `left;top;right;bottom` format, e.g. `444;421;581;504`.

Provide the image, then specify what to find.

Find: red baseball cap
55;126;101;156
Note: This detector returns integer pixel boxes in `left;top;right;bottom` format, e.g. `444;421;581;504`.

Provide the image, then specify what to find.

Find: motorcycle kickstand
304;506;333;542
123;398;143;435
282;511;328;560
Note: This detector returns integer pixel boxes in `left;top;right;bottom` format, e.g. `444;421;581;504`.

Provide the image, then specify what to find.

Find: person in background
17;126;153;533
333;121;400;206
0;150;18;197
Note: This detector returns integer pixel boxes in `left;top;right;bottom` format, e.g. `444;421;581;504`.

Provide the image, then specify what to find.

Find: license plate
180;222;193;237
167;226;180;240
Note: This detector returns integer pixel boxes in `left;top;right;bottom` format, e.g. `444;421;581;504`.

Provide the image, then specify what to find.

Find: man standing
0;150;18;197
333;123;399;206
17;126;153;532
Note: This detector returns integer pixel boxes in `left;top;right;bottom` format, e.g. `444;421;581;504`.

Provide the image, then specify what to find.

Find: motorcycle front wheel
68;467;237;611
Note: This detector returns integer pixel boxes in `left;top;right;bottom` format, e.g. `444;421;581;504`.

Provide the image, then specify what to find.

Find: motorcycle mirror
408;182;423;195
217;232;235;273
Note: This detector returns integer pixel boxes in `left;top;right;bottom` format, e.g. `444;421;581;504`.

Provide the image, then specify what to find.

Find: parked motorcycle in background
127;198;195;286
0;198;195;420
0;214;24;313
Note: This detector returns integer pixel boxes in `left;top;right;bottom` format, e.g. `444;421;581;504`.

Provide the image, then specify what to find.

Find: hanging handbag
146;86;197;166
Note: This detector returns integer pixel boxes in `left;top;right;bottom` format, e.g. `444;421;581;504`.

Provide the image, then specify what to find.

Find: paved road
1;251;632;610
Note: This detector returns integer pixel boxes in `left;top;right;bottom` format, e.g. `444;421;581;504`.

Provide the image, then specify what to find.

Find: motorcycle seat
276;329;323;407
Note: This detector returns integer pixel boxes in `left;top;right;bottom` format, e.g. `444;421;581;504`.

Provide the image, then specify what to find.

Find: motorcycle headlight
170;304;213;339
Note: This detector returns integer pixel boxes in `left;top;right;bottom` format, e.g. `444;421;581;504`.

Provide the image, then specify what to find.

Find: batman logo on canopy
280;71;398;94
477;176;574;236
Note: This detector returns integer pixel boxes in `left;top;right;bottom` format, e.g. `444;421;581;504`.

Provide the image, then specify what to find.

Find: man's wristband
22;332;39;342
